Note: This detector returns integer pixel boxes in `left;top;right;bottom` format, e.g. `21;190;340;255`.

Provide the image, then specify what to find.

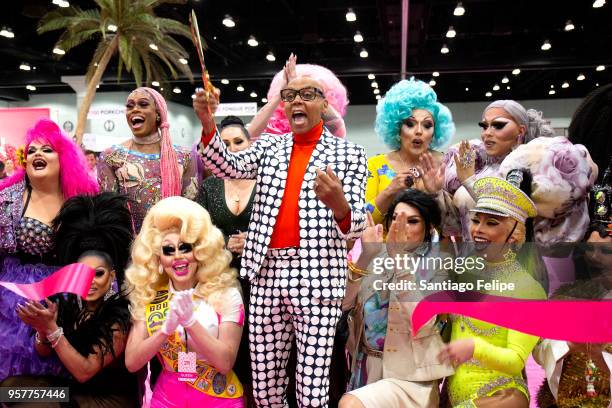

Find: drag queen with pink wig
246;54;349;140
0;118;98;380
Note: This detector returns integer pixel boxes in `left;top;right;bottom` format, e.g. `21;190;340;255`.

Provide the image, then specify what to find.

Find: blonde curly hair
126;196;237;320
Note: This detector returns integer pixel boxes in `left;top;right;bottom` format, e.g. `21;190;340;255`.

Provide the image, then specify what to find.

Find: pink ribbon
0;263;95;300
412;291;612;343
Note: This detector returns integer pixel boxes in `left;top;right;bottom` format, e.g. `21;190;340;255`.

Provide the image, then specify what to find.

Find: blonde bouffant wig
126;196;237;320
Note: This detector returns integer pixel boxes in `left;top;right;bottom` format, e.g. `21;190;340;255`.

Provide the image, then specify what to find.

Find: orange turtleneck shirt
201;121;350;249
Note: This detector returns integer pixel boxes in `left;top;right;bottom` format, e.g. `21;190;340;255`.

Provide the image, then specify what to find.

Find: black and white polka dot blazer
198;127;368;299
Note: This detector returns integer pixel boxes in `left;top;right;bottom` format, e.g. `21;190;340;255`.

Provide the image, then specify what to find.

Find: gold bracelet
347;270;364;282
348;261;369;276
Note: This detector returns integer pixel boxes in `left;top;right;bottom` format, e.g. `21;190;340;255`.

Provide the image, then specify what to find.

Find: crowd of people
0;55;610;408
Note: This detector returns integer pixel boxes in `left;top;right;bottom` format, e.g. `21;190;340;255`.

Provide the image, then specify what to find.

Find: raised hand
16;299;58;334
193;87;221;134
314;166;350;221
419;151;446;194
283;53;297;86
453;140;476;183
361;212;384;259
161;305;180;336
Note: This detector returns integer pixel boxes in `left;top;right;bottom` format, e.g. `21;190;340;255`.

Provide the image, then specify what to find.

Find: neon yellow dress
365;154;396;225
448;259;547;407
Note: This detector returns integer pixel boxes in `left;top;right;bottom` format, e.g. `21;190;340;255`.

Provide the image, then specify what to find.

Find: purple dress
97;144;198;233
0;180;65;381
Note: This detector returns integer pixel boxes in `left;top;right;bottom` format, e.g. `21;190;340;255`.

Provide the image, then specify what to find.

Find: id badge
177;351;198;382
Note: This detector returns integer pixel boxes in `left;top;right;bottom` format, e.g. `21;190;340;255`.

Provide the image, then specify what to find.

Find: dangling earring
503;246;517;262
104;286;116;301
158;264;164;275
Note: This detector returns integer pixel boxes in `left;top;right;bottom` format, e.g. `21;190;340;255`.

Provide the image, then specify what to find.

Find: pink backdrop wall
0;108;51;148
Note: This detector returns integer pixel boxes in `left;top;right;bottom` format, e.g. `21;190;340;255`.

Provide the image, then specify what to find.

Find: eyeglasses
280;87;325;102
161;242;194;256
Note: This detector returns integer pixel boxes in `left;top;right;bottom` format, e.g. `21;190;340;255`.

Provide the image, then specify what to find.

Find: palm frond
56;28;101;54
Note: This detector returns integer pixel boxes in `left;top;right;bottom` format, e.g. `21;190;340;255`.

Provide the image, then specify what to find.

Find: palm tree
38;0;193;144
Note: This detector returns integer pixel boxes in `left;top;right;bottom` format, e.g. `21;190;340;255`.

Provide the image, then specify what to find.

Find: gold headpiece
471;176;537;224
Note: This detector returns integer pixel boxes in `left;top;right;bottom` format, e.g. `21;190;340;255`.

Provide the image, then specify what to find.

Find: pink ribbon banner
0;263;95;300
412;291;612;343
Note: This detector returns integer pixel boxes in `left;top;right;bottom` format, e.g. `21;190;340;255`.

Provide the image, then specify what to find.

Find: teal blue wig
375;78;454;150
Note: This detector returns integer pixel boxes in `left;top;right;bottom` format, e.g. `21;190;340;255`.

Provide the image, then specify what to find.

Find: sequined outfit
447;260;547;407
0;180;65;381
97;144;198;233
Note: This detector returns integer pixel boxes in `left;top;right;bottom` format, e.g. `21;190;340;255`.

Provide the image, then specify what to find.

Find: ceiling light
0;27;15;38
501;76;509;84
266;51;276;62
152;81;160;87
222;15;235;28
173;86;181;94
26;85;36;91
596;82;600;86
19;63;31;71
368;74;375;80
237;85;244;92
354;31;363;43
550;84;555;88
596;65;606;71
564;20;575;31
58;0;70;7
465;87;469;91
52;0;61;4
562;81;570;88
506;86;511;90
247;35;258;47
107;24;117;32
221;79;229;85
373;89;380;94
359;48;368;58
541;40;551;51
432;71;440;77
493;84;500;91
549;90;556;95
192;94;196;99
53;47;66;55
593;0;605;7
440;44;449;54
250;91;257;98
485;92;492;97
446;26;456;38
512;68;521;75
149;43;158;51
429;79;436;86
371;81;378;88
453;2;465;16
346;8;357;22
375;95;381;100
261;97;268;103
577;73;586;81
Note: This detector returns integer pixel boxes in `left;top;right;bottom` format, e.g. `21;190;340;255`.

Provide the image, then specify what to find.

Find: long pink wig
265;64;349;138
132;87;181;198
0;118;99;198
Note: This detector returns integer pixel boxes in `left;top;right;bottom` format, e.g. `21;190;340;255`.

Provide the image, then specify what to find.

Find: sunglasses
161;242;194;256
280;87;325;103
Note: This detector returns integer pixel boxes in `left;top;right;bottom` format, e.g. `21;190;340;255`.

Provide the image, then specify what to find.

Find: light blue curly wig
375;78;455;150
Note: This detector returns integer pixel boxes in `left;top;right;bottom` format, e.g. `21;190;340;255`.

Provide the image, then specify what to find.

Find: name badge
177;351;198;382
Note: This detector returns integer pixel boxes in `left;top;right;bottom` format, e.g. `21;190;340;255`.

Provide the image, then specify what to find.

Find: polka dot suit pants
249;248;342;408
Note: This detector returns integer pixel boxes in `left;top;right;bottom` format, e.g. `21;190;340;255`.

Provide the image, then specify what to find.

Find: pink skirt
150;370;244;408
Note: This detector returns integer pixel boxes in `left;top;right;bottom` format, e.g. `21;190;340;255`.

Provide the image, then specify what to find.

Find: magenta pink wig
132;87;181;198
0;118;99;198
265;64;349;138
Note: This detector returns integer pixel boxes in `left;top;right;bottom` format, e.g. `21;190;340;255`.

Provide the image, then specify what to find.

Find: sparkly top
97;144;199;233
448;260;547;406
15;217;54;257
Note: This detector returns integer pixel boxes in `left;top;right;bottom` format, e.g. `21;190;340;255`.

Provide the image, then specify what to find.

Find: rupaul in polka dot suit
195;75;368;407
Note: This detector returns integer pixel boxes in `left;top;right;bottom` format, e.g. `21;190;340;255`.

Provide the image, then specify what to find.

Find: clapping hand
172;290;196;329
16;298;58;334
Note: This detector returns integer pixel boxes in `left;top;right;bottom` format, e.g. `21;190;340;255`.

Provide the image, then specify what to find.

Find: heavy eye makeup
94;268;107;278
404;118;434;129
161;242;194;256
27;145;54;154
478;120;509;131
